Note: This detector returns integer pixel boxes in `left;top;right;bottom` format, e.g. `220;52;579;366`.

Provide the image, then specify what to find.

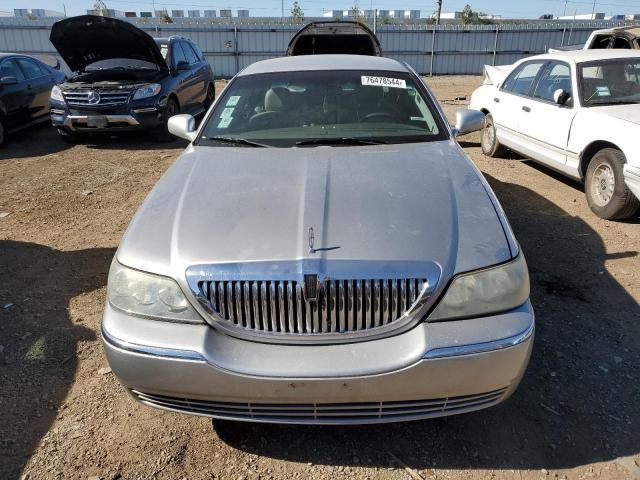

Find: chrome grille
199;278;427;335
63;90;131;106
131;388;509;424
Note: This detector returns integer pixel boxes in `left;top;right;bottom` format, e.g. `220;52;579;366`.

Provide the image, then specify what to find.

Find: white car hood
595;104;640;125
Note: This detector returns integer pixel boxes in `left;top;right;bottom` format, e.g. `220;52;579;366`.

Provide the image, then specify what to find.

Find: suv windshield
580;59;640;106
198;70;447;147
85;59;159;71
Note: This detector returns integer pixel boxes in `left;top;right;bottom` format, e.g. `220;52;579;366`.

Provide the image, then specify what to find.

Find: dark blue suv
49;15;215;141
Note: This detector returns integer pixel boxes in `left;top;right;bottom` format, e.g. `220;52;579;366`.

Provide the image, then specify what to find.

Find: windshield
580;59;640;106
198;70;448;148
85;58;159;71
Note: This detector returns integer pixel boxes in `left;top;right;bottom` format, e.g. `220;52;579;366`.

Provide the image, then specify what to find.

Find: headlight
132;83;161;100
50;85;64;102
107;260;203;324
428;255;529;321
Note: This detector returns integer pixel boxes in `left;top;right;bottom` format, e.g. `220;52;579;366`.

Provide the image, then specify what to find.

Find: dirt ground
1;77;639;480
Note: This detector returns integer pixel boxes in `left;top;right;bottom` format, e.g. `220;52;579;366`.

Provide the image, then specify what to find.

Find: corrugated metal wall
0;19;617;77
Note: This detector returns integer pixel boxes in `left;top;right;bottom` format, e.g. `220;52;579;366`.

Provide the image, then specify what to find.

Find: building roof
238;54;407;76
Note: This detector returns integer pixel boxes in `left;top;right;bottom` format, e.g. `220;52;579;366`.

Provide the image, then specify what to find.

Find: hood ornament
308;227;340;254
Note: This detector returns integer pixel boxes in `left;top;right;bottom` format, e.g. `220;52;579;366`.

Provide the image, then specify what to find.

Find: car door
517;61;577;172
170;41;192;111
16;57;53;120
0;58;28;128
183;42;207;107
492;60;546;152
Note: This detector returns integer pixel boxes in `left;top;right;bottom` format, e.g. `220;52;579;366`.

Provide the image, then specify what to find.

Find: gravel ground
0;77;639;480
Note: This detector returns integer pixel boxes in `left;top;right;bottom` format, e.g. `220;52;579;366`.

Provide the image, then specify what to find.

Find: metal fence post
561;25;566;46
492;26;499;66
234;26;239;75
430;26;436;76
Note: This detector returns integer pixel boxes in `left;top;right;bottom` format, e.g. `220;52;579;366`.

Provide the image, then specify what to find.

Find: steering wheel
362;112;396;122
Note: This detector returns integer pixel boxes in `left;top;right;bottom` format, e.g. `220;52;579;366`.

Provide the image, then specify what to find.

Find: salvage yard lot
0;76;639;480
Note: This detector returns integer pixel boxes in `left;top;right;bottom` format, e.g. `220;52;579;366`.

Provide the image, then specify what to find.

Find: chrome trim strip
101;325;206;362
64;115;140;128
423;322;534;359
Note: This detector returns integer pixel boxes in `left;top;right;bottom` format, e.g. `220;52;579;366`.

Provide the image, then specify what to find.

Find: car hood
117;141;514;286
594;104;640;125
49;15;167;73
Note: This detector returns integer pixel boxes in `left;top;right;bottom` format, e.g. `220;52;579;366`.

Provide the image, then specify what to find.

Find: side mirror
176;61;190;71
0;76;18;86
453;109;485;137
553;89;571;106
168;114;197;141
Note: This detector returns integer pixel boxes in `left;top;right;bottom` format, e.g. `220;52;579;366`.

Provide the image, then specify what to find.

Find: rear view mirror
0;76;18;86
453;109;485;137
553;89;571;105
168;114;197;141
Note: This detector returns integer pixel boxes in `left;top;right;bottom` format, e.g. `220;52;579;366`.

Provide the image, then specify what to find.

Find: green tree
290;1;304;24
461;4;492;25
349;1;365;22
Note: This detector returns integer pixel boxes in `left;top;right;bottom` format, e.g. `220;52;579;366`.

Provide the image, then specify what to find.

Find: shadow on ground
215;175;640;472
0;123;187;160
0;241;115;479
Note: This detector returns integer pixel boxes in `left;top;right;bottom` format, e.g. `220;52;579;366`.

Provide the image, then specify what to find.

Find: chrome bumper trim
102;318;534;364
64;115;140;128
101;324;206;362
132;107;158;113
423;322;534;359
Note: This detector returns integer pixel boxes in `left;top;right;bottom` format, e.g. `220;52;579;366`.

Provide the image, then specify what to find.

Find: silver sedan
102;54;534;424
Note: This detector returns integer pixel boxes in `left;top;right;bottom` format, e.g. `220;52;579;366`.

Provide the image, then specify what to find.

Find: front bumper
624;164;640;201
102;302;534;424
50;99;167;132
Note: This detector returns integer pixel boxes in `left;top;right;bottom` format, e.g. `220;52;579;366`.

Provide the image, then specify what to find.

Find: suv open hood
50;15;167;73
287;21;382;56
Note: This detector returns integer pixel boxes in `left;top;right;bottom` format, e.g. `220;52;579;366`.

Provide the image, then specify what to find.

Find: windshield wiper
203;136;268;147
295;137;387;146
591;100;638;106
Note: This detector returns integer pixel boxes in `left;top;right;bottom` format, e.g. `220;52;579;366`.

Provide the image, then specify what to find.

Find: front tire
203;84;215;112
481;113;506;158
156;97;179;141
585;148;640;220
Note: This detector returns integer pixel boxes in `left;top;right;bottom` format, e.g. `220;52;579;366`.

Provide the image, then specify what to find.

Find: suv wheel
481;113;506;157
203;84;215;111
157;97;179;141
585;148;640;220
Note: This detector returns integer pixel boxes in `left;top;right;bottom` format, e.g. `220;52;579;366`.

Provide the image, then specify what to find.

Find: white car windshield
580;59;640;106
199;70;448;147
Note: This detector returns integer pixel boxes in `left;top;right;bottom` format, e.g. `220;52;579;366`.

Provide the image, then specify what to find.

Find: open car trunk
287;21;382;56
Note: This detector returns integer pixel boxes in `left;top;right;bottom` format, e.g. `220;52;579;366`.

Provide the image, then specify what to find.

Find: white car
470;50;640;220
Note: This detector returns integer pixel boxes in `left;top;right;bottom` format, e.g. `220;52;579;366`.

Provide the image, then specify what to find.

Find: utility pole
563;0;568;16
281;0;284;19
591;0;596;18
435;0;443;26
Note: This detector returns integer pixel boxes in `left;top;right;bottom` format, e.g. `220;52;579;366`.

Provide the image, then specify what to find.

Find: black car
49;15;215;141
0;53;66;146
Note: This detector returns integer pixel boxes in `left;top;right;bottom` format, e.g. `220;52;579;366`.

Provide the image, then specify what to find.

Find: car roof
238;54;407;76
524;49;640;64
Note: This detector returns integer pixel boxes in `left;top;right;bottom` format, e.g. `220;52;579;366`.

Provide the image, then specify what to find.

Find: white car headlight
107;260;203;324
428;254;529;321
132;83;161;101
50;85;64;102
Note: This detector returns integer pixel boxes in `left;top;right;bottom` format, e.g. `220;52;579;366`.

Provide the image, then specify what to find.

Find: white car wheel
480;114;505;158
585;148;640;220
